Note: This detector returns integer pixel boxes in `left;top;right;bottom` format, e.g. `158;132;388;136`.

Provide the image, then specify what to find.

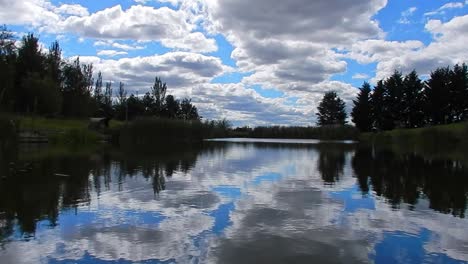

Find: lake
0;140;467;263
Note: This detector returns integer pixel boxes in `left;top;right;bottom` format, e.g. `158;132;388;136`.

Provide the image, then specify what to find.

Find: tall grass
118;118;228;150
247;125;359;140
360;122;468;161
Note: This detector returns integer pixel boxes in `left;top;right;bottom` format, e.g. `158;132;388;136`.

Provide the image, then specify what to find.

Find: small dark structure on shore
88;117;111;130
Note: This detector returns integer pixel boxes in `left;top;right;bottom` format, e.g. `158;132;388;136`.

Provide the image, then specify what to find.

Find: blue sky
1;0;467;126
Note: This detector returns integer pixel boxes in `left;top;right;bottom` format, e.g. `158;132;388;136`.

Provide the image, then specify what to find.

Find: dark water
0;140;467;263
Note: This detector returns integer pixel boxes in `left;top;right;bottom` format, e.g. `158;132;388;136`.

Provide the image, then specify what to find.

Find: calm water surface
0;140;467;263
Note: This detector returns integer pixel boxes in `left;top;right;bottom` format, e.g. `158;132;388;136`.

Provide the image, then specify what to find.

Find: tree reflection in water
351;146;468;218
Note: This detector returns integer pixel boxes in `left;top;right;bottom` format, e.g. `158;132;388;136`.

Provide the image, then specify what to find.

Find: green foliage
371;80;386;130
316;91;347;126
119;117;233;150
448;64;468;122
151;77;167;114
361;63;468;132
351;82;372;132
424;67;451;125
20;73;62;115
119;118;204;149
360;122;468;158
62;58;94;117
402;70;424;128
383;71;405;129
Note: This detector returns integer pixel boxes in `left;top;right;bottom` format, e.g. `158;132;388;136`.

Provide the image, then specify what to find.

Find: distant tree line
0;26;199;121
351;64;468;132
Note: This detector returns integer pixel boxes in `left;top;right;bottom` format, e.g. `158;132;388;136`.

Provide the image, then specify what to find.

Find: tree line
0;26;200;121
351;64;468;132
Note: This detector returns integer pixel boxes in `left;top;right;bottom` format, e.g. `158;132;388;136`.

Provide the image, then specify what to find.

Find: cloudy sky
1;0;467;126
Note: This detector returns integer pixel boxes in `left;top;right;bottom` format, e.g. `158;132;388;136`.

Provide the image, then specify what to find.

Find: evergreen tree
448;64;468;122
15;33;46;112
316;91;347;126
383;71;404;129
351;82;373;132
46;41;62;85
424;67;451;125
402;70;424;128
371;80;386;131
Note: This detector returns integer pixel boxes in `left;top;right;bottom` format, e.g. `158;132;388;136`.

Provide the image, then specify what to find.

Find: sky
1;0;467;126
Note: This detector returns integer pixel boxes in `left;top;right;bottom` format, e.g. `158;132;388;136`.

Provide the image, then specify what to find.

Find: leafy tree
402;70;424;128
62;58;94;117
351;82;373;132
424;67;451;125
180;98;200;120
142;92;155;115
126;94;145;120
316;91;347;126
21;73;61;115
163;95;180;119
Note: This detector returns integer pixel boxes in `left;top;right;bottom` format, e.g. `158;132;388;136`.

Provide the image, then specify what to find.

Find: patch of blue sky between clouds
211;72;250;84
251;85;285;99
209;34;237;67
48;0;175;14
331;59;377;87
374;0;466;45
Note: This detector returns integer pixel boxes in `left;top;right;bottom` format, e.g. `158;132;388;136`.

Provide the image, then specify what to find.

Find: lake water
0;140;467;263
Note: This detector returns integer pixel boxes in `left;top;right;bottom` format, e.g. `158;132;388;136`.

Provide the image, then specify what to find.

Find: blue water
0;141;467;263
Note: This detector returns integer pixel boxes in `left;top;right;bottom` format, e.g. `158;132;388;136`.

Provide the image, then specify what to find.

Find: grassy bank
2;114;124;146
360;122;468;161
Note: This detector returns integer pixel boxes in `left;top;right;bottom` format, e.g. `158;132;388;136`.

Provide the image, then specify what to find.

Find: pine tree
15;33;46;112
371;80;386;130
351;82;373;132
449;64;468;122
316;91;347;126
424;67;451;125
383;71;404;129
402;70;424;128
